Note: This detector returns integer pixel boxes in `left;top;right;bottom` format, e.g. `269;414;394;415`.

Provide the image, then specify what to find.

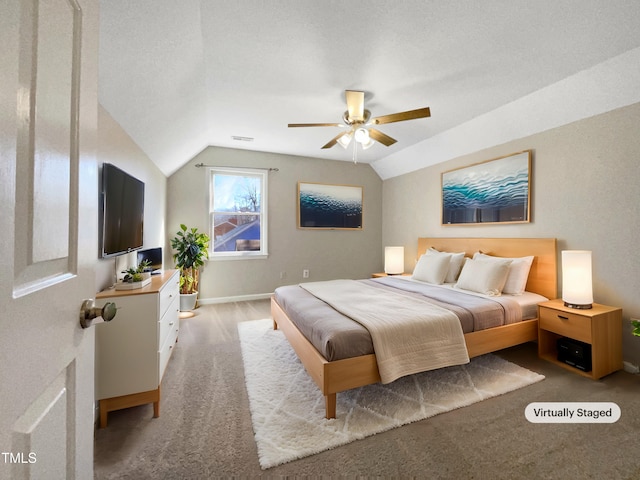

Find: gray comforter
273;276;523;362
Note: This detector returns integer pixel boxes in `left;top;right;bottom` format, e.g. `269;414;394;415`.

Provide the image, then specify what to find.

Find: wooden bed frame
271;237;557;419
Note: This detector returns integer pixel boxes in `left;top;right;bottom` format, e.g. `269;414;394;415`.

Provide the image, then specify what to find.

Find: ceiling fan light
354;127;369;144
361;137;374;150
336;132;353;149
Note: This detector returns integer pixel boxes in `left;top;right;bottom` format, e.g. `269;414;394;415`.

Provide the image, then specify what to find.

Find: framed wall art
298;182;363;230
442;150;531;225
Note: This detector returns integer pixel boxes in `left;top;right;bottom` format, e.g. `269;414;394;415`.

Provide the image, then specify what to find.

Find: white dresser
95;269;180;427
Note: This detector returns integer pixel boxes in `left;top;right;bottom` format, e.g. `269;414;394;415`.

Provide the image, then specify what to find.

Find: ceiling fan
288;90;431;151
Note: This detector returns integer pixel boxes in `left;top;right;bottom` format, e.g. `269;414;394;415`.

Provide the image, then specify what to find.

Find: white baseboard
198;293;272;305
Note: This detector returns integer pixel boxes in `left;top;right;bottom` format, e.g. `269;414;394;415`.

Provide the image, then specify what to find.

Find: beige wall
167;146;383;300
382;102;640;365
95;105;168;292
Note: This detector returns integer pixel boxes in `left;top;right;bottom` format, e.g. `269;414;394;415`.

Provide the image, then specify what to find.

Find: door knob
79;300;117;329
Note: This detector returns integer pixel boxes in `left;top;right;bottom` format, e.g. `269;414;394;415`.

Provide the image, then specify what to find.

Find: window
208;168;268;258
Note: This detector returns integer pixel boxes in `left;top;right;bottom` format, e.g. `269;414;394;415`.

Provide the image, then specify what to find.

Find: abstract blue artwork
298;182;363;229
442;151;531;225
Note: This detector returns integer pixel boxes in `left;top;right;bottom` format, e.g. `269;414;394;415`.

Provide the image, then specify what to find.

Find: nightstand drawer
539;307;592;343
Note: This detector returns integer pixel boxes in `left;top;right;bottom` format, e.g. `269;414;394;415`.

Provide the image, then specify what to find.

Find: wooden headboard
417;237;558;300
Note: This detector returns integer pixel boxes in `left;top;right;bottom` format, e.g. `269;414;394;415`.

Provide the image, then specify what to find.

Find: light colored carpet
238;318;545;469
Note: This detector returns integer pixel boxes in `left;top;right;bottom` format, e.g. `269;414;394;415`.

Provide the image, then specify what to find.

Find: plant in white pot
170;224;210;311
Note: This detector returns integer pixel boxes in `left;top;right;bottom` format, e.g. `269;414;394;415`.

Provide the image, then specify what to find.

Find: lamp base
564;301;592;309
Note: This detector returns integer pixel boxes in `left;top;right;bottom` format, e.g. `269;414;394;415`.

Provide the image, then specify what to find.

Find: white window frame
208;167;268;259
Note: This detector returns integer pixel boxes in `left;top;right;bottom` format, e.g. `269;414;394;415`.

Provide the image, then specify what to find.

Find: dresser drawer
158;293;179;347
539;306;592;343
159;319;179;382
158;272;180;317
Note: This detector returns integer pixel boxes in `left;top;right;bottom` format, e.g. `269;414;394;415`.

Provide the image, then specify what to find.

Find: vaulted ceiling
99;1;640;179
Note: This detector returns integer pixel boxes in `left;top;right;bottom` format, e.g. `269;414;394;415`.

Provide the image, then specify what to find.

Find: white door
0;1;99;479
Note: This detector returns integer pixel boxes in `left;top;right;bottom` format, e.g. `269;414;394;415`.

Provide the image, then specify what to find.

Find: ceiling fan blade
345;90;365;122
368;128;397;147
371;107;431;125
288;123;342;128
321;131;350;149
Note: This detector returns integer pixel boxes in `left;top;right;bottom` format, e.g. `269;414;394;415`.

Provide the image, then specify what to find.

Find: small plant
138;258;152;272
122;259;153;283
171;224;210;295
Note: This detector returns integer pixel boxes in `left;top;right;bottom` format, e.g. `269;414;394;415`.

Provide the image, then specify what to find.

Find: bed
271;237;557;418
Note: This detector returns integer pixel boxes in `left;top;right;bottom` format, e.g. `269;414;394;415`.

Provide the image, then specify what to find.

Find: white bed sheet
397;276;548;320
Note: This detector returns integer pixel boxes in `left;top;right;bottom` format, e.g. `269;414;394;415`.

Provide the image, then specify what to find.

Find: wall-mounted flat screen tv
100;163;145;258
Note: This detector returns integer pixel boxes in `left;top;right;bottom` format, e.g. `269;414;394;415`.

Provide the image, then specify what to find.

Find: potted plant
122;259;152;282
171;224;210;311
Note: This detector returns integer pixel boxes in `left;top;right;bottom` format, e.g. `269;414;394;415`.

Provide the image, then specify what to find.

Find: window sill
208;253;268;261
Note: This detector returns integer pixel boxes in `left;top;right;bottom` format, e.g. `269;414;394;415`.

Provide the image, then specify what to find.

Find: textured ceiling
99;1;640;178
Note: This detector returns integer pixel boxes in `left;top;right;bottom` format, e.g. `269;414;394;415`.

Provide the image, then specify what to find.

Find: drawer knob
557;315;569;320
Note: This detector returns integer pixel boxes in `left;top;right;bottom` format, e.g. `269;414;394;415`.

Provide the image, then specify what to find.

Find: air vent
231;136;254;142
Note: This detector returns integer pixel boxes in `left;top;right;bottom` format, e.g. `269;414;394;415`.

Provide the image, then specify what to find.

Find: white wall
95;105;168;292
382;102;640;366
167;146;383;300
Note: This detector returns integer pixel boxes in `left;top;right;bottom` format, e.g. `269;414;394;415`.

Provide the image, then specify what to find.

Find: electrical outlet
280;271;286;279
303;269;309;278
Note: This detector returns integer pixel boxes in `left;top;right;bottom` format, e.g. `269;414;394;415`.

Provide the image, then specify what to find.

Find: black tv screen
100;163;145;258
137;247;163;271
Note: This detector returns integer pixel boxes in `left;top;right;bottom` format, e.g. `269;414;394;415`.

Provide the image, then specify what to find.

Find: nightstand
538;299;622;379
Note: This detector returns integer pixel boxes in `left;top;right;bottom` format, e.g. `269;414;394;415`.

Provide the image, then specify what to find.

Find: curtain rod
194;163;279;172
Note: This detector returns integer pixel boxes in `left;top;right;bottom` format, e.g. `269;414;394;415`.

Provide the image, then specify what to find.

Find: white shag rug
238;319;544;469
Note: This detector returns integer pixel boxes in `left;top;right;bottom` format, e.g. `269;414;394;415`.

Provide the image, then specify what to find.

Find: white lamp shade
354;127;369;143
384;246;405;275
562;250;593;308
336;132;353;148
360;137;375;150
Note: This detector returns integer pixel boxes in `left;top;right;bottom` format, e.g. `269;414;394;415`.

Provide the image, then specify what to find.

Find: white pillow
427;248;466;283
454;258;512;296
412;251;451;284
473;253;534;295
